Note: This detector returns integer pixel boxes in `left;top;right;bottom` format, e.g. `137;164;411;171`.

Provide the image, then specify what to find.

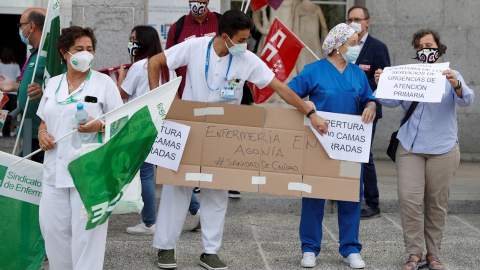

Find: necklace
66;72;87;90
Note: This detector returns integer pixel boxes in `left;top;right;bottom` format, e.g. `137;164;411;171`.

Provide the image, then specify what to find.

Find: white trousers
39;184;108;270
153;185;228;254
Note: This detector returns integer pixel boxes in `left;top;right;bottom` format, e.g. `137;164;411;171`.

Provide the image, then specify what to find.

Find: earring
336;49;340;54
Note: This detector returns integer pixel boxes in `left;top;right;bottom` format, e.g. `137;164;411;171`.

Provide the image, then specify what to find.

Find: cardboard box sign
156;100;361;202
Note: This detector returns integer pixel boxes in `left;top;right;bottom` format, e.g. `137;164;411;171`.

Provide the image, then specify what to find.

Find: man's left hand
27;83;42;100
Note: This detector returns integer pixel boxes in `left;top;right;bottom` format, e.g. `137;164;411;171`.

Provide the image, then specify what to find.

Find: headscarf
322;23;356;55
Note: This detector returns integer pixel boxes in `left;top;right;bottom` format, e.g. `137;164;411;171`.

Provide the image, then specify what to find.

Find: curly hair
411;29;447;60
56;26;97;64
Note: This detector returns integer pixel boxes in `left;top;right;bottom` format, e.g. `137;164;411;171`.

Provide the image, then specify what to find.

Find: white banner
309;111;372;163
0;152;43;205
145;120;190;171
148;0;221;48
376;63;450;102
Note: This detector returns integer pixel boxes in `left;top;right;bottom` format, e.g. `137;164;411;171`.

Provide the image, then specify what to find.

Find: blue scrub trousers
299;166;364;257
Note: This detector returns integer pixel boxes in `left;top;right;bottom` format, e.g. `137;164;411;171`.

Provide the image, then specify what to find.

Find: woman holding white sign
375;29;475;270
36;26;123;269
288;23;377;269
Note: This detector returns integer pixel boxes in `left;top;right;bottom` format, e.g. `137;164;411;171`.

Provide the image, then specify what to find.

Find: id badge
220;87;235;99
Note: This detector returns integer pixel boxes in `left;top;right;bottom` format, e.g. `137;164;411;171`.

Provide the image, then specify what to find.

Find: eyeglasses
346;18;366;24
129;36;137;42
17;22;30;28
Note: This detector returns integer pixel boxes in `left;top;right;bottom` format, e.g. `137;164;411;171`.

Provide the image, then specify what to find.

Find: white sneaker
190;209;201;231
126;222;155;235
301;252;316;268
343;253;365;269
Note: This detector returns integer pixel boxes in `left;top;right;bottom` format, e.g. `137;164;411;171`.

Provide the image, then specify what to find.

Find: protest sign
0;151;45;270
376;62;450;102
145;120;190;171
309;111;372;163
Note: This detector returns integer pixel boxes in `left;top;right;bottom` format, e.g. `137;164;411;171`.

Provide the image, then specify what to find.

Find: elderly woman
375;29;475;270
288;23;376;269
37;26;123;269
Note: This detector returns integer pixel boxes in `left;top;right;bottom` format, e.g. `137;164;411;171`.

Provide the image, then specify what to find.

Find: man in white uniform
148;10;328;270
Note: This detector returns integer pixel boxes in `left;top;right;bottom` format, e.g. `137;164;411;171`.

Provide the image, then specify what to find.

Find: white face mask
225;35;247;57
67;51;94;72
349;22;363;34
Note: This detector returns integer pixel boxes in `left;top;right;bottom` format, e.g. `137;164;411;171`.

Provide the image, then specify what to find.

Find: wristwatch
454;80;462;90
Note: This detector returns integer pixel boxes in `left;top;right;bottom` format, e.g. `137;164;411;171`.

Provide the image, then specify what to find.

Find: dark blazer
355;34;391;119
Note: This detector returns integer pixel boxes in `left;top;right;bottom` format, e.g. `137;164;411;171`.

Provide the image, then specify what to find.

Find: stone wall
366;0;480;153
72;0;146;69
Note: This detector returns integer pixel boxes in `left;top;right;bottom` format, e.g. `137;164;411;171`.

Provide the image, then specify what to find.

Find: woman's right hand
39;130;55;151
118;65;127;80
374;69;383;85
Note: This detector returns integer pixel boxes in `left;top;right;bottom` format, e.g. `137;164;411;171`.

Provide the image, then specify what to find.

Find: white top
0;62;21;95
37;70;124;188
165;36;275;104
121;58;177;103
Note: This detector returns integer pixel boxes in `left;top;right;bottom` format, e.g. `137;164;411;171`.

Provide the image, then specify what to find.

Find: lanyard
205;37;232;91
55;71;92;105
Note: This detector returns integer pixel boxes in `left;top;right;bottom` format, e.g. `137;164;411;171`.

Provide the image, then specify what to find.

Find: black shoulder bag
386;102;419;162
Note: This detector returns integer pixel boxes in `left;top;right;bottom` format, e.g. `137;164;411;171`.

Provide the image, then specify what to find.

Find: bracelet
38;129;47;136
99;120;105;133
306;110;316;118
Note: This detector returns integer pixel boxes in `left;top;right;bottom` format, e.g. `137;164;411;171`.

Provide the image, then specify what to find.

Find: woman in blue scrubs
288;23;377;269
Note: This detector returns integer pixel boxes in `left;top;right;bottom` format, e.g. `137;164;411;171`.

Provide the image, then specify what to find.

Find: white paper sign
309;111;372;163
376;63;450;102
0;151;44;205
145;120;190;171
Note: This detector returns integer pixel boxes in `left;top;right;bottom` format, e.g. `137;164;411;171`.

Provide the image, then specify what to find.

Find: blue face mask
340;45;361;63
19;23;31;45
225;35;247;57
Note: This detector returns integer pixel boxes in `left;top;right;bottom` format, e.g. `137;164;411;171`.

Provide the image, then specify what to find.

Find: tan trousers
396;143;460;254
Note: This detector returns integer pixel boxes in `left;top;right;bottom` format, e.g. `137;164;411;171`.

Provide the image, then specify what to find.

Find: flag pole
13;0;54;155
11;115;99;166
241;0;245;11
305;46;320;61
244;0;251;13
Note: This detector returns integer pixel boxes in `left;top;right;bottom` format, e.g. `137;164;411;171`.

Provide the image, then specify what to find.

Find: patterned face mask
189;1;208;16
417;48;439;64
127;42;139;56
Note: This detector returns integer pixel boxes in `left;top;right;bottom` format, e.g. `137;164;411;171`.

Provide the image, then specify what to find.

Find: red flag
250;0;285;11
250;0;268;11
248;18;305;103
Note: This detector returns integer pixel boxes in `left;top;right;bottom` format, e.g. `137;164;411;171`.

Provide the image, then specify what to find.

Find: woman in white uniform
116;25;178;235
36;26;123;270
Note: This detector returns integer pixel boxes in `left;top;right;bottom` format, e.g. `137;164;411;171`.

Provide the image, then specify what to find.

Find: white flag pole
305;46;320;61
244;0;251;13
13;0;54;155
241;0;245;11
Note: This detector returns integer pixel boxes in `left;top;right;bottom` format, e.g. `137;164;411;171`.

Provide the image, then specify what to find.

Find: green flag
40;0;64;88
67;76;180;230
68;106;158;230
0;153;45;270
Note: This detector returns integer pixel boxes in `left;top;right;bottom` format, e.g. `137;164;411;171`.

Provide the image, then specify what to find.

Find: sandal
426;253;446;270
402;253;427;270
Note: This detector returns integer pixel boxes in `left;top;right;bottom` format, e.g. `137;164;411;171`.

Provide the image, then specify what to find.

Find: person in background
116;25;201;235
0;46;21;137
288;23;376;269
148;10;326;270
0;8;46;162
375;29;474;270
37;26;123;269
347;6;391;219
